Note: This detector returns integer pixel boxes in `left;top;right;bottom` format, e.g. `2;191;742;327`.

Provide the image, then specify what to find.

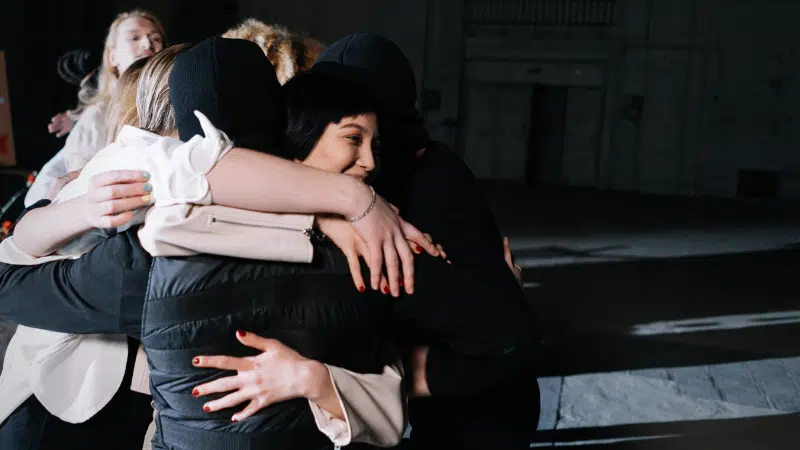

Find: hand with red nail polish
318;214;442;297
317;216;372;294
189;331;344;421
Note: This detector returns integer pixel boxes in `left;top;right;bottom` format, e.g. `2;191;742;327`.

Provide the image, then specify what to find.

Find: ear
108;48;118;69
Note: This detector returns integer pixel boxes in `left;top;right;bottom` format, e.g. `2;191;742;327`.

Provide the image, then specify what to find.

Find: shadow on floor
523;246;800;376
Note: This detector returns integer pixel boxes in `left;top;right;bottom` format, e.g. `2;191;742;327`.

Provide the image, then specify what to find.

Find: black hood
312;32;430;154
169;36;286;153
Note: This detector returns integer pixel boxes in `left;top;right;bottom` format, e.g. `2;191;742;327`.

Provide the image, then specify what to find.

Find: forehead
117;17;159;34
339;113;377;128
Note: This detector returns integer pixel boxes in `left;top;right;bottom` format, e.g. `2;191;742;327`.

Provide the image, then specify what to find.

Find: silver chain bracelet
348;185;377;223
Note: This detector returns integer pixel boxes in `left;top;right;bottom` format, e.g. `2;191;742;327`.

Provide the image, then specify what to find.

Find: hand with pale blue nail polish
85;170;156;229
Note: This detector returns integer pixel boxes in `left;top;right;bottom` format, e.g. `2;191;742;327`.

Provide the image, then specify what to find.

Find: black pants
0;339;153;450
349;372;540;450
409;372;540;450
0;390;152;450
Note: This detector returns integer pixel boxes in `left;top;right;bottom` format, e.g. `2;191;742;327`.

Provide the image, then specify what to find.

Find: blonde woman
26;10;166;207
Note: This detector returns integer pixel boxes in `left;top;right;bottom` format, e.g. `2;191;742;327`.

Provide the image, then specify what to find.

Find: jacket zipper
210;217;326;242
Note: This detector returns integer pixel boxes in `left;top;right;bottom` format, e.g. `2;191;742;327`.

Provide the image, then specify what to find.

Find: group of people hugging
0;9;539;450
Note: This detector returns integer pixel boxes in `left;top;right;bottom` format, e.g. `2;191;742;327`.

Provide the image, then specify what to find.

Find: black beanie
312;33;429;153
169;36;286;153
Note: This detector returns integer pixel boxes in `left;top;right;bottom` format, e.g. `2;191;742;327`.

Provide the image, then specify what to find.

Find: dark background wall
1;0;799;202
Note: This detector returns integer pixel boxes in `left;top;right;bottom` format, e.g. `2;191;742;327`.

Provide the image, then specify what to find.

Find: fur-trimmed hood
222;19;325;85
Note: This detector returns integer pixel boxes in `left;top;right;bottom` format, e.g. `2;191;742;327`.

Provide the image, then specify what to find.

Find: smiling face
283;71;381;180
109;16;164;74
301;113;378;181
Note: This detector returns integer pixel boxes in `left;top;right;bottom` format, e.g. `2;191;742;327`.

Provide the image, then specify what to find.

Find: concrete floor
487;185;800;449
1;185;799;448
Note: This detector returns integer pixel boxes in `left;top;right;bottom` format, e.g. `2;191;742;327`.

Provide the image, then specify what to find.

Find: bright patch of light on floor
530;434;681;447
511;226;800;268
631;311;800;336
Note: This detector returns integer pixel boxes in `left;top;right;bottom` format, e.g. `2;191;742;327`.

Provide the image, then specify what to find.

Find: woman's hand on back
11;169;151;257
192;331;341;422
84;170;153;228
347;190;440;297
318;213;443;297
317;216;376;293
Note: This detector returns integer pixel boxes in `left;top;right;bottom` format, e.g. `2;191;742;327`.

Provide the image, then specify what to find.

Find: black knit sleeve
391;147;538;396
0;230;149;337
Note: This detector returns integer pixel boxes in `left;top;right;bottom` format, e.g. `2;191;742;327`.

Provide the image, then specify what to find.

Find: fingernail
382;286;390;294
142;171;151;180
192;388;200;397
141;194;152;203
192;357;200;365
231;417;239;423
143;183;153;192
358;285;365;293
414;245;422;253
446;260;452;265
237;330;246;337
203;405;211;413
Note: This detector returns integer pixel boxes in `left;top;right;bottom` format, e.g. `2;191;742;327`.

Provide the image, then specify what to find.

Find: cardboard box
0;51;16;166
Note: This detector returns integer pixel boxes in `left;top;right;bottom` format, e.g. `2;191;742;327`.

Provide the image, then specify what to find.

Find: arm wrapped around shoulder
53;111;233;208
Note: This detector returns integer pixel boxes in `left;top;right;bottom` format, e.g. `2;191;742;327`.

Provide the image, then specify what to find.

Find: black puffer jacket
141;241;395;450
